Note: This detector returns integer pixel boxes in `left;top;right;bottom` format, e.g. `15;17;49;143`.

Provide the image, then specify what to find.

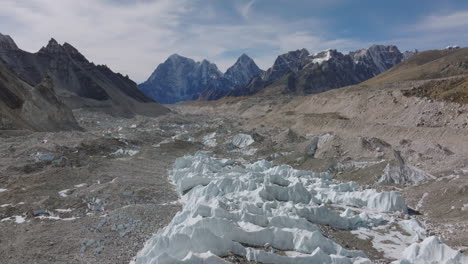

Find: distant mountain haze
140;44;410;103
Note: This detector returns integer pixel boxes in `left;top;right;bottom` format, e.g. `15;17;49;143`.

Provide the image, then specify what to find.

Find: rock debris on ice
112;149;140;157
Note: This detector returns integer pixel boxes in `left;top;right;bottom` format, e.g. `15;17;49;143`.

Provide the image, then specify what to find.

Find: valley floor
0;79;467;263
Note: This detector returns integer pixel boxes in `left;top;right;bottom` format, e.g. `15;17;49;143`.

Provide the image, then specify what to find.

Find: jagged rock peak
237;53;254;63
39;38;65;54
350;44;403;73
0;32;18;51
225;53;263;86
168;53;190;61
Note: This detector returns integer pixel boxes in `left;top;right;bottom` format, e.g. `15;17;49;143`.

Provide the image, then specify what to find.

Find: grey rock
306;137;319;157
122;190;134;196
0;33;18;50
35;154;56;162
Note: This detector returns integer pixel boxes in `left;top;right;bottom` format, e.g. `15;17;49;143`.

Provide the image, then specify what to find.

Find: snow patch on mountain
312;50;333;64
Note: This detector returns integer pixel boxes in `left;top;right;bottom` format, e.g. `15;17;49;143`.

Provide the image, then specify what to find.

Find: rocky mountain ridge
139;53;263;104
0;33;168;117
0;60;80;131
141;44;412;103
230;44;405;96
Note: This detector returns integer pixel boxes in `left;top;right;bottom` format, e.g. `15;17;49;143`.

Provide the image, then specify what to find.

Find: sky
1;0;468;82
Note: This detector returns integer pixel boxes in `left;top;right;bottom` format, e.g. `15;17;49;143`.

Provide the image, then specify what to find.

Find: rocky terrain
1;28;467;263
0;62;80;131
1;71;467;263
139;54;263;103
0;33;168;118
173;75;468;262
364;47;468;85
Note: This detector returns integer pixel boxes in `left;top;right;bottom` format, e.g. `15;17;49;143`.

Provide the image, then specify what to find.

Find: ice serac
229;44;404;97
139;53;263;103
135;153;410;263
392;236;468;264
0;34;168;117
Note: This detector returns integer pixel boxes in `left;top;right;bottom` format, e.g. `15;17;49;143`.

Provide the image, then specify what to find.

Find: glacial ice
203;132;217;147
135;153;464;263
392;236;468;264
229;133;254;148
136;153;409;263
379;164;435;185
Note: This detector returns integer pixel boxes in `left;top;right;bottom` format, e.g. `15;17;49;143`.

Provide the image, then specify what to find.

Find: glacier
135;153;465;263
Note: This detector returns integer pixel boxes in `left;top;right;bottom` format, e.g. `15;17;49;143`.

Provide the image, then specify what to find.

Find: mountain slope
0;61;80;131
0;33;168;117
139;54;263;103
230;45;404;97
364;47;468;85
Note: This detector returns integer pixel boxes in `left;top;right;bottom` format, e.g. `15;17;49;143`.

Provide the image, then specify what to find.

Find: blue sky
1;0;468;82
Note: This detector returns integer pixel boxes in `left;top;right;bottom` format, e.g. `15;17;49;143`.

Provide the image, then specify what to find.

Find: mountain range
140;45;409;103
0;33;168;118
139;53;263;104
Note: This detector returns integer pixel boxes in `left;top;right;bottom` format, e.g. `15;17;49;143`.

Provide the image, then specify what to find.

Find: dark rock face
0;61;81;131
229;45;404;96
139;54;263;104
225;54;264;87
0;35;168;117
0;33;18;51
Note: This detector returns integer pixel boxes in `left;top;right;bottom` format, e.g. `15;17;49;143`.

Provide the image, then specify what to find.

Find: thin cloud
409;11;468;32
238;0;256;19
2;0;447;83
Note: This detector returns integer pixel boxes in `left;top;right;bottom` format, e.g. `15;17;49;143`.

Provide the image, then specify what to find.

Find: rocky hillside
230;45;404;96
0;33;168;117
139;54;263;104
0;61;80;131
364;47;468;85
402;75;468;105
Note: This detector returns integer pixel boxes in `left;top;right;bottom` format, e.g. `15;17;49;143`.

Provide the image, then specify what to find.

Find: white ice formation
229;133;254;148
392;236;467;264
135;153;417;263
135;153;465;264
379;164;435;185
